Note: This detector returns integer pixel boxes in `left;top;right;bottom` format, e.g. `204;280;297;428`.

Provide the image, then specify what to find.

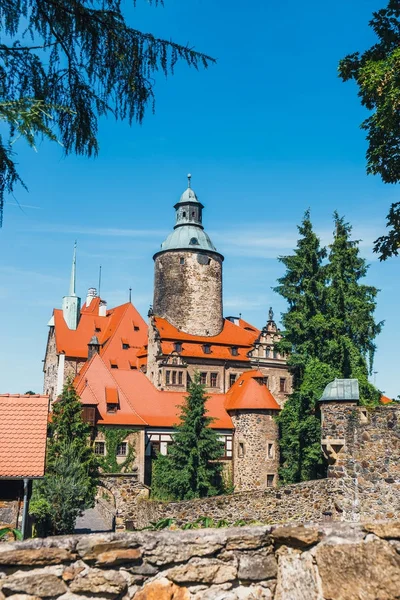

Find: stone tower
153;175;224;336
319;378;360;478
225;371;281;490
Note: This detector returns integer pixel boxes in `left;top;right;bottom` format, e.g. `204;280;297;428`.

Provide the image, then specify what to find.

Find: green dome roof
160;225;217;252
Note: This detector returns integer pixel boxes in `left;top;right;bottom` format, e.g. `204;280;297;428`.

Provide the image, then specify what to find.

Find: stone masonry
153;250;224;337
230;410;279;490
1;521;400;599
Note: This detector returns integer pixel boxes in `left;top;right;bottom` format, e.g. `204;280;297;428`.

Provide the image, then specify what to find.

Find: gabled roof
53;300;147;365
74;354;233;429
0;395;49;478
224;371;280;412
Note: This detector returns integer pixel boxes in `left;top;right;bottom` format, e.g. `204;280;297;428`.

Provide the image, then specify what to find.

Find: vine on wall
98;426;136;473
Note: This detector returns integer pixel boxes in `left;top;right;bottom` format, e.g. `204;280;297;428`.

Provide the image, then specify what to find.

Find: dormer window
230;346;239;356
189;237;199;245
110;359;118;369
174;342;182;352
122;342;129;350
203;344;211;354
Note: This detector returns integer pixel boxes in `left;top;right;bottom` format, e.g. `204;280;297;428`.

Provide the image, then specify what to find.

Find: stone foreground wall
131;479;345;530
0;521;400;599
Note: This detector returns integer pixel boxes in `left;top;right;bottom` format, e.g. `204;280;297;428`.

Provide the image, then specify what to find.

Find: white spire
69;241;77;296
62;241;81;330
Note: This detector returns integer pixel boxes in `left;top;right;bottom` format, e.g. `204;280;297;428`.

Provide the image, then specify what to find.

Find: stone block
69;568;127;597
0;574;67;597
272;525;322;548
134;578;190;599
167;559;237;585
315;539;400;600
237;553;277;581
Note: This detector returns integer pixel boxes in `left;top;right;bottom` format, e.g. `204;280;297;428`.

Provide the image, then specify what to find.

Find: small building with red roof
43;177;292;490
0;394;49;536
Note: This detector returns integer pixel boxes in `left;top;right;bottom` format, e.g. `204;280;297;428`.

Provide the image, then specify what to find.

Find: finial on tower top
187;173;192;188
268;306;274;322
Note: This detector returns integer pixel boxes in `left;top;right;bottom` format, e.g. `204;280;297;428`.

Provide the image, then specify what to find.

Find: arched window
189;237;199;245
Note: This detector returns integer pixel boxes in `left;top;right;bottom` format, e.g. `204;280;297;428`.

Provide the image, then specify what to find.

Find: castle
43;176;293;489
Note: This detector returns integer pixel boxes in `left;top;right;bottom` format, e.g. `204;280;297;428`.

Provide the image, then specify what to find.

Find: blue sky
1;0;398;397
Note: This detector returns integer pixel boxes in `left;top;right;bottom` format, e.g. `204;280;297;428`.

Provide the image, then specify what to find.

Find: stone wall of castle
320;403;400;482
1;521;399;599
153;250;223;337
43;327;58;399
230;411;279;491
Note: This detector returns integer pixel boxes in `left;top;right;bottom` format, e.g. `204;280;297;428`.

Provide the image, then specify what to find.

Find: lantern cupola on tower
159;175;218;253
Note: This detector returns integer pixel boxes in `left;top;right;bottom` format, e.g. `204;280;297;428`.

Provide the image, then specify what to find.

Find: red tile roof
139;317;261;363
0;395;49;478
224;371;280;411
75;354;233;429
53;301;148;366
380;395;393;405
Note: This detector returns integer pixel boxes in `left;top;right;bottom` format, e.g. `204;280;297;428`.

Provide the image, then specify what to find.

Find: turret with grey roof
152;175;224;337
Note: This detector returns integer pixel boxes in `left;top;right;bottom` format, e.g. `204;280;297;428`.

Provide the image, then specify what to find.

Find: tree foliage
338;1;400;259
30;380;98;535
98;426;135;473
151;373;224;501
276;211;382;484
0;0;215;225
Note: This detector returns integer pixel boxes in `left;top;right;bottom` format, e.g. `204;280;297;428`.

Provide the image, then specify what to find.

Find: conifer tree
274;212;332;482
0;0;215;226
276;211;382;483
151;374;224;501
326;213;383;401
30;380;98;535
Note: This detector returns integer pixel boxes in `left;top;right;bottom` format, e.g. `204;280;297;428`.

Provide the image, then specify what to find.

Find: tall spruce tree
274;212;332;483
326;213;383;404
30;380;98;535
276;211;382;483
151;374;224;501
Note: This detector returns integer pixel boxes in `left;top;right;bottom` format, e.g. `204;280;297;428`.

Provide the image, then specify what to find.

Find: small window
238;442;245;458
107;403;118;413
122;343;129;350
203;344;211;354
172;357;178;365
200;372;207;385
95;326;101;333
191;211;195;217
267;443;274;459
189;237;199;245
166;370;171;385
230;346;239;357
178;371;183;385
117;442;127;456
267;474;275;488
280;378;286;393
82;407;95;426
94;441;105;455
110;360;118;369
229;373;237;388
273;350;279;359
180;257;185;265
172;371;177;385
210;372;218;388
182;211;186;218
134;326;140;331
174;342;182;352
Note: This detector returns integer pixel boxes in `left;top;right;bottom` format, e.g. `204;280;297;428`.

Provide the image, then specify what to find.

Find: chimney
99;300;107;317
88;335;100;360
86;287;97;307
